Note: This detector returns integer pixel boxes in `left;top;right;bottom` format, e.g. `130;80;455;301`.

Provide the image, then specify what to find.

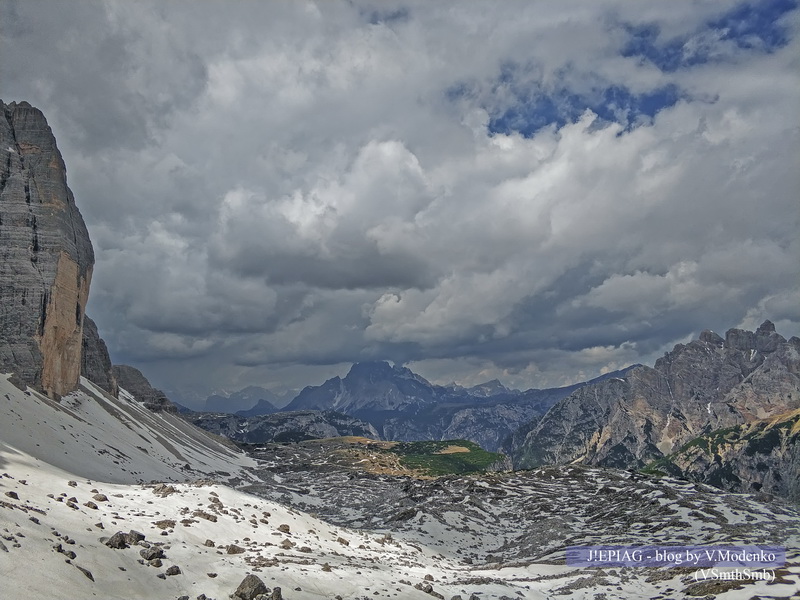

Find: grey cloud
1;1;208;153
2;0;797;396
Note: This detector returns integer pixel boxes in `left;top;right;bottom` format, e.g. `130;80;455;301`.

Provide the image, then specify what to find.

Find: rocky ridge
513;321;800;475
648;408;800;502
80;315;118;397
112;364;178;413
186;410;380;444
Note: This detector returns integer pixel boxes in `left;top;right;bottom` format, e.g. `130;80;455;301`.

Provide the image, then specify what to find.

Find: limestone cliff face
513;322;800;470
0;100;94;397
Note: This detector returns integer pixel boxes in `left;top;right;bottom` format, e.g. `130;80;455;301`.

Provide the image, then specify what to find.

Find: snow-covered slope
0;446;476;600
0;374;255;484
2;444;800;600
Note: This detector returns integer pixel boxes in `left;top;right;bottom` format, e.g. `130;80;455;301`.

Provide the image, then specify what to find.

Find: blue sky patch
622;0;797;71
467;1;796;139
486;83;683;138
710;0;796;49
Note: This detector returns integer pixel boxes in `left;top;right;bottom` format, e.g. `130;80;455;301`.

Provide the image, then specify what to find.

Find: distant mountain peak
345;360;395;378
467;379;515;397
205;385;281;414
757;319;776;334
235;398;278;417
344;360;430;385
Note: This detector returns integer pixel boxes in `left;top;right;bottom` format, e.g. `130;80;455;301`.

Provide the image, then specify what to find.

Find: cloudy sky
2;0;798;404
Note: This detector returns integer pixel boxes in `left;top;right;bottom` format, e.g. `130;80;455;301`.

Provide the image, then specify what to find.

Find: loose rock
105;531;129;549
75;565;94;581
233;573;269;600
140;546;165;561
226;544;245;555
126;530;145;544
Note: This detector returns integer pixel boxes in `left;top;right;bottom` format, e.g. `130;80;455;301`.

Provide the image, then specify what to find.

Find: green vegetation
642;411;800;478
677;425;740;456
385;439;502;476
640;463;669;477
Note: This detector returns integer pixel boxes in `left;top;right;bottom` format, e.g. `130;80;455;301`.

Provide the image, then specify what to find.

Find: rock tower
0;100;95;397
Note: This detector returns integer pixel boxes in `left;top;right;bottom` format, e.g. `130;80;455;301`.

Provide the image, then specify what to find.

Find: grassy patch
387;439;502;476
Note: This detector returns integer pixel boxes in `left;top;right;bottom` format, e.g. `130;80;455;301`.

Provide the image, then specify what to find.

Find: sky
1;0;798;405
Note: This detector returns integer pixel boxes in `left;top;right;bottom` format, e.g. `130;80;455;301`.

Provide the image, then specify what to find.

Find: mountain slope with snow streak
0;374;255;484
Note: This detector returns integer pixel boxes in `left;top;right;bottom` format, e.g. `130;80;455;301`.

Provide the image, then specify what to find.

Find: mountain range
279;360;638;451
170;320;800;505
509;320;800;500
190;326;799;504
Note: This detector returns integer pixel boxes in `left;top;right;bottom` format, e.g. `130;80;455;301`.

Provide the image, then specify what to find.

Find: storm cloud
2;0;797;401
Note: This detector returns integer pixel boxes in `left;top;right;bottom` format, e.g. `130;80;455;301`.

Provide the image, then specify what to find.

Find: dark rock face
513;322;800;474
288;361;439;414
112;364;177;413
80;315;118;397
187;409;381;444
0;100;94;397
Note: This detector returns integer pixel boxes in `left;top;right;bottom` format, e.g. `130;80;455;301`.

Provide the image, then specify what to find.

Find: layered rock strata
0;100;94;397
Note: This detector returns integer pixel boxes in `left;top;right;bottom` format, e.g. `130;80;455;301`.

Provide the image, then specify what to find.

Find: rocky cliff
80;315;118;397
646;408;800;503
513;321;800;470
0;100;94;397
112;364;178;413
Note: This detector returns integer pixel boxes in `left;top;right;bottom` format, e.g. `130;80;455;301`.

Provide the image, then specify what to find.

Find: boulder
233;574;269;600
105;532;129;549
